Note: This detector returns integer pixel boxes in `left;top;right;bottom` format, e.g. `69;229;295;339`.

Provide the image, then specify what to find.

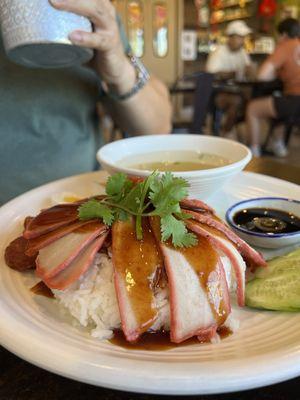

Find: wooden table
170;78;282;95
1;159;299;400
246;157;300;185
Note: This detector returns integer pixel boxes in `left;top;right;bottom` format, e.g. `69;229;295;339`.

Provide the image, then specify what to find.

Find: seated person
206;20;254;138
246;18;300;157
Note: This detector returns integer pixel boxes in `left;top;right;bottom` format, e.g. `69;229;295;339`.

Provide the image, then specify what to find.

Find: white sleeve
206;47;224;73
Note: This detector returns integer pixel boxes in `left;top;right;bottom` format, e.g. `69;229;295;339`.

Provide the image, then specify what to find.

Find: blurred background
103;0;300;168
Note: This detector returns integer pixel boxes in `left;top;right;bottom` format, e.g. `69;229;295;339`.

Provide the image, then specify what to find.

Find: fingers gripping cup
0;0;93;68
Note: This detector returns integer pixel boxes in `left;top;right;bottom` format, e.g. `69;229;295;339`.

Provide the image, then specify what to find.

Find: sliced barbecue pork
5;236;37;271
186;219;246;306
180;198;215;214
184;210;266;268
150;217;231;343
26;220;99;256
36;221;106;280
112;218;164;342
23;204;81;239
44;233;108;290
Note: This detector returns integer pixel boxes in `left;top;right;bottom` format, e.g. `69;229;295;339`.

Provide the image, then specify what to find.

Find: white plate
0;171;300;395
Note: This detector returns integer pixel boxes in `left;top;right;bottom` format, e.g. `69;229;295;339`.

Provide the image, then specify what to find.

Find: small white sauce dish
226;197;300;249
97;134;251;199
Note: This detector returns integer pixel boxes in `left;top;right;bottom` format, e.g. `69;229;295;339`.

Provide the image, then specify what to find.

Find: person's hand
50;0;135;93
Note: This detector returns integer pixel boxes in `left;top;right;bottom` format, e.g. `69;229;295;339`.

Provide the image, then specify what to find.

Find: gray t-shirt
0;38;102;204
0;15;130;205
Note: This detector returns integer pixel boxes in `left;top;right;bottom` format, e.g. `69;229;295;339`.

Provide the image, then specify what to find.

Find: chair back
191;72;214;134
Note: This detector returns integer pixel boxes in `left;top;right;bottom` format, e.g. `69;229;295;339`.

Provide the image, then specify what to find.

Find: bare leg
215;92;243;134
246;96;277;147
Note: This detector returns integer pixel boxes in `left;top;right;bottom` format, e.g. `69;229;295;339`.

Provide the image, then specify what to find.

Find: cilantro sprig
78;172;197;248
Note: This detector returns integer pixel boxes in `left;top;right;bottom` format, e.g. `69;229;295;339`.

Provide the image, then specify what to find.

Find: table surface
170;78;282;95
1;158;300;400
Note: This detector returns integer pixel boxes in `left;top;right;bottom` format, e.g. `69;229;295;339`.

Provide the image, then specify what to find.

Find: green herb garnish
78;172;197;248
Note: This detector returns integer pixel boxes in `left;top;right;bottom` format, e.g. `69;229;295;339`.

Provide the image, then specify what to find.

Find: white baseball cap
226;20;252;36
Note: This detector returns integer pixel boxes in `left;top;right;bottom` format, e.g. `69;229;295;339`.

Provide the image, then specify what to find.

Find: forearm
50;0;172;135
257;61;276;81
103;76;172;135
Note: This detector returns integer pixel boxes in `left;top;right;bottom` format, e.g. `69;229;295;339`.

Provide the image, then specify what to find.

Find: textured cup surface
0;0;93;68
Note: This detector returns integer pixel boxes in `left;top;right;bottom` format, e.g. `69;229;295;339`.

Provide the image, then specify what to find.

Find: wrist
106;55;136;96
102;52;150;102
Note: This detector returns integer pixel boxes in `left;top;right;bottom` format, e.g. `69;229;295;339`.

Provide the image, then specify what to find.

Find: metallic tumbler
0;0;93;68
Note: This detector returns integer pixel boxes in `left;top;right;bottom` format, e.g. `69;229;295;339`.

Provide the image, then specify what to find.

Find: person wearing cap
246;18;300;157
206;20;254;139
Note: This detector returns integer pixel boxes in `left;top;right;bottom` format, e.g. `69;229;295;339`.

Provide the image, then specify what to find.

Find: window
153;1;168;58
127;1;144;58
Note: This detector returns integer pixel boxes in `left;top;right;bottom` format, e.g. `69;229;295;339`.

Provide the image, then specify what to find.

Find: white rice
53;252;170;340
53;253;238;342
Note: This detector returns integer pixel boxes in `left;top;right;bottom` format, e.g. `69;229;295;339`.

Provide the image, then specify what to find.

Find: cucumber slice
245;248;300;311
255;248;300;279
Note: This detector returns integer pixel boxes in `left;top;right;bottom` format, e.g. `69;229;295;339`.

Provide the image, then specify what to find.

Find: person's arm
256;43;285;82
257;61;277;81
50;0;172;135
102;74;172;135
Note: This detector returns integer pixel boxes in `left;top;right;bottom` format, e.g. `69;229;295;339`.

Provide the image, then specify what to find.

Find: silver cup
0;0;93;68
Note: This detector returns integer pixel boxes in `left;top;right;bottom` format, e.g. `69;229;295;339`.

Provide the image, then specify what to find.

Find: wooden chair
263;115;300;152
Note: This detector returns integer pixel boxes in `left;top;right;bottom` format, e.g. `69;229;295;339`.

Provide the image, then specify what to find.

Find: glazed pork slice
112;218;164;342
184;210;266;268
44;233;108;290
23;203;81;239
180;198;215;214
25;219;99;257
186;219;247;306
5;236;37;271
36;221;106;280
149;217;231;344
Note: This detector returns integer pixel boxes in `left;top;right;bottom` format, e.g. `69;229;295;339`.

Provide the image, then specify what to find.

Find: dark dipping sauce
110;327;232;351
233;208;300;235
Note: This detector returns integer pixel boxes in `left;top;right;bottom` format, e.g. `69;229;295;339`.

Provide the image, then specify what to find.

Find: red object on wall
258;0;277;17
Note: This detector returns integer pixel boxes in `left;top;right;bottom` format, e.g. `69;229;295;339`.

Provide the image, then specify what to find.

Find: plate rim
1;170;300;395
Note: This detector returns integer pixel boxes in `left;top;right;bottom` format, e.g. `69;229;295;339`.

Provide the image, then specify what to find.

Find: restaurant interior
1;1;300;399
110;0;300;172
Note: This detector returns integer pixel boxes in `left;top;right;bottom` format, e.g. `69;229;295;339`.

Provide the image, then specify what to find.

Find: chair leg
262;120;276;151
213;109;223;136
284;125;293;146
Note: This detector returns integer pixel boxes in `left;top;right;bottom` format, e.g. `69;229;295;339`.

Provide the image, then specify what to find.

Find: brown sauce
30;281;54;298
112;218;164;333
110;327;232;351
190;218;227;240
150;216;229;326
181;236;229;326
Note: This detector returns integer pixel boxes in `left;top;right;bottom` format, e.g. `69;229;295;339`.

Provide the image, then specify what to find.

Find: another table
1;159;299;400
246;157;300;185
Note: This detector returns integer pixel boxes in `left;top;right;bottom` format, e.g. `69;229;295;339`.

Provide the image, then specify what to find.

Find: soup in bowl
97;135;252;199
122;150;230;172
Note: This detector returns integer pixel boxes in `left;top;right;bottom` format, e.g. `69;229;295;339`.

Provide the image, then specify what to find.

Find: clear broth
122;151;230;172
